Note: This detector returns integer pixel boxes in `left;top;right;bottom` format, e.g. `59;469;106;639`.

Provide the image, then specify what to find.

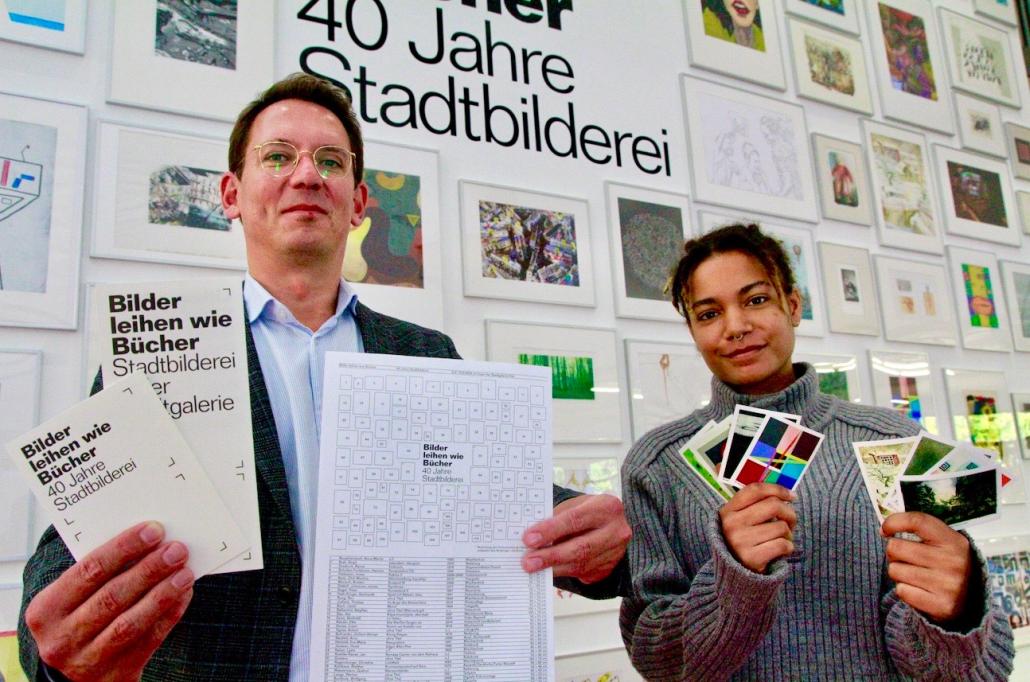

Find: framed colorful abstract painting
625;339;712;440
0;0;86;53
787;18;873;114
938;8;1022;109
1000;260;1030;352
817;241;880;336
793;352;864;403
605;183;691;322
682;0;787;90
0;349;39;560
785;0;861;35
933;145;1019;246
1005;122;1030;180
868;349;940;434
811;134;873;226
946;246;1014;352
460;181;594;307
874;255;957;345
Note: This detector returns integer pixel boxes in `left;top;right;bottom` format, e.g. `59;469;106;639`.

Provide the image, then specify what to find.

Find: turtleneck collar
701;363;837;431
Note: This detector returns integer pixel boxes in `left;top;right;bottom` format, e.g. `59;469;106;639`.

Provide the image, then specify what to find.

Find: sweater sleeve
619;463;789;681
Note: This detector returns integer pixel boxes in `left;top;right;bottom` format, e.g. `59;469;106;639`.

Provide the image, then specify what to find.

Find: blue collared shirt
243;274;362;682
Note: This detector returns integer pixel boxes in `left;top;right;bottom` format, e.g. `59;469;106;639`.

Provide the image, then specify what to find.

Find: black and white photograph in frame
953;92;1008;158
682;0;787;90
784;0;861;35
933;145;1020;247
810;133;873;226
0;0;87;53
817;241;880;336
946;246;1014;352
874;254;957;346
786;18;873;114
0;349;41;560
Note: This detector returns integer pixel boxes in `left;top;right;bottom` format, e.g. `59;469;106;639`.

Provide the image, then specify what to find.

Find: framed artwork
625;339;712;440
555;647;640;682
973;0;1020;26
343;140;443;331
1000;260;1030;352
866;0;954;133
682;0;786;90
1018;191;1030;235
874;255;957;345
787;18;873;114
109;1;274;121
1013;393;1030;459
794;352;864;403
817;242;880;336
953;93;1007;158
91;122;245;270
868;349;940;433
0;0;86;53
0;92;86;329
681;75;818;223
485;321;621;443
982;535;1030;646
862;119;944;254
943;367;1025;504
605;183;691;322
1005;122;1030;181
946;246;1013;352
938;8;1022;109
933;145;1020;246
0;349;40;561
785;0;862;34
811;134;873;226
460;181;594;307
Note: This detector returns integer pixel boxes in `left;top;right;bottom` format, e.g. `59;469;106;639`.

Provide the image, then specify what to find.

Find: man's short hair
228;72;364;185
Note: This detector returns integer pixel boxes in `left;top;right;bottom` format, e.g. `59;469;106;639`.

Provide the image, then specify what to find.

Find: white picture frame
784;0;862;35
874;255;957;346
938;8;1022;109
624;339;712;441
787;18;873;114
810;133;874;226
681;75;818;223
682;0;786;90
485;321;621;444
108;1;274;121
0;0;87;53
866;0;954;133
793;351;865;403
1013;393;1030;459
91;121;246;271
0;92;86;329
0;349;40;561
605;183;691;322
1000;260;1030;352
817;241;880;336
946;246;1014;352
973;0;1020;26
868;349;940;434
981;535;1030;646
933;145;1020;246
1017;191;1030;236
953;92;1008;158
1005;122;1030;181
460;181;594;307
862;119;944;254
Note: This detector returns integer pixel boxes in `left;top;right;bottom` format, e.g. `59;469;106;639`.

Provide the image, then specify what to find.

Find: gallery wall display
933;145;1020;246
460;182;595;308
793;352;864;403
946;246;1014;352
108;1;274;121
0;349;40;560
953;92;1008;158
973;0;1020;27
1001;260;1030;352
604;183;692;323
0;0;87;53
874;255;957;346
784;0;862;35
682;75;818;223
868;349;940;434
682;0;786;90
1013;392;1030;459
938;8;1022;109
810;134;874;226
624;339;711;441
817;241;880;336
485;321;621;444
1006;122;1030;180
982;535;1030;647
0;92;86;329
787;18;873;115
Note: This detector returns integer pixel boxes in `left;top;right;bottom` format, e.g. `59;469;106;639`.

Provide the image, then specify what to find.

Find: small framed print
866;0;954;133
933;145;1020;246
973;0;1019;26
862;119;944;254
485;321;621;443
953;93;1007;158
874;255;957;346
785;0;861;35
793;352;864;403
1017;191;1030;236
605;183;691;322
460;181;594;307
938;8;1022;109
682;0;786;90
817;242;880;336
868;349;940;434
109;1;274;121
982;535;1030;646
946;246;1013;352
1013;393;1030;459
625;339;712;440
0;0;86;53
1000;260;1030;352
787;19;873;114
811;134;873;226
1005;122;1030;181
0;349;40;561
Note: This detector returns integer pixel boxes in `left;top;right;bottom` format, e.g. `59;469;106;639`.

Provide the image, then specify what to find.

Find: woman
702;0;764;51
619;223;1013;680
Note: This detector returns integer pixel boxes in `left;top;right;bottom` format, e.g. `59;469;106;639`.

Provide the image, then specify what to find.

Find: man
19;74;630;681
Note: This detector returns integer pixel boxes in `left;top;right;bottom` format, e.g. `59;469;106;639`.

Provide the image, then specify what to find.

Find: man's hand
719;482;797;573
24;521;194;682
521;494;631;584
882;512;973;624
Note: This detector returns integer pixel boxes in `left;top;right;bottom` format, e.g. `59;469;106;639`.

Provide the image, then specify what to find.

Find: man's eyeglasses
251;141;355;179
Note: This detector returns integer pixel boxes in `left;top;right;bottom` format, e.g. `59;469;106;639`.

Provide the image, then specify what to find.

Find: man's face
221;99;367;270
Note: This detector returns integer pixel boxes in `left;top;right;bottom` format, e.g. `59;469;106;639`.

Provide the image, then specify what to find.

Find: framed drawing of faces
946;246;1013;352
817;241;880;336
933;145;1020;246
868;349;940;434
874;255;957;346
683;0;787;90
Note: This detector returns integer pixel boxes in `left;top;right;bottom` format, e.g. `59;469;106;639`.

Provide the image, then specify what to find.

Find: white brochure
310;353;554;681
89;278;261;572
5;374;248;577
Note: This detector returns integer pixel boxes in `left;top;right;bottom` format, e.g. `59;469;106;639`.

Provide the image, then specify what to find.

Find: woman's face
722;0;758;29
685;251;800;395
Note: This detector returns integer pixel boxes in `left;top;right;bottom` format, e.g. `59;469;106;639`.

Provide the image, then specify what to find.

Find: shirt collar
243;273;359;328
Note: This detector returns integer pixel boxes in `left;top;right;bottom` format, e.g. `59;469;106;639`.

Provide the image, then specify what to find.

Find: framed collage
787;18;873;114
1001;260;1030;352
874;255;957;346
0;349;40;560
625;339;711;440
817;241;880;336
933;145;1020;246
868;349;940;434
810;134;873;226
946;246;1014;352
682;0;786;90
938;8;1022;109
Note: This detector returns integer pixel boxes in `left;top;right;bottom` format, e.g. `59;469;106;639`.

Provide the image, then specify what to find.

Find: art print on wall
868;349;940;433
682;76;818;223
0;92;86;329
1013;393;1030;459
817;242;880;336
787;19;873;114
0;349;40;560
811;134;873;225
973;0;1019;26
874;255;956;345
1005;122;1030;181
933;145;1019;246
683;0;787;90
460;182;594;307
946;246;1013;352
862;119;943;254
1000;261;1030;352
0;0;87;53
983;536;1030;647
625;339;712;440
785;0;861;34
794;352;864;402
605;183;691;322
939;8;1021;109
953;92;1007;157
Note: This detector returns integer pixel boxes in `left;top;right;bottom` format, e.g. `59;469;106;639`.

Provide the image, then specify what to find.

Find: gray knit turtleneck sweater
619;364;1014;681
